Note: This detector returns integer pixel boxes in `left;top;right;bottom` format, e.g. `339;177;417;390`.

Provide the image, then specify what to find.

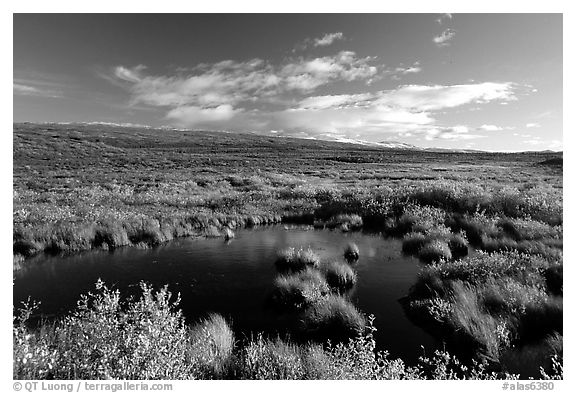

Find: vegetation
272;268;330;309
13;123;562;379
16;282;554;380
344;242;360;262
276;247;321;271
323;261;357;290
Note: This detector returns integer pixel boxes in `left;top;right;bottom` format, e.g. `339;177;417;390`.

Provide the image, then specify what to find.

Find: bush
300;295;365;342
323;261;357;290
13;280;194;379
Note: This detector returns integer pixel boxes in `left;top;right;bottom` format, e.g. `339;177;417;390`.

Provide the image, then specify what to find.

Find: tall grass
276;247;321;271
188;314;235;378
300;295;366;342
323;261;357;290
272;268;330;309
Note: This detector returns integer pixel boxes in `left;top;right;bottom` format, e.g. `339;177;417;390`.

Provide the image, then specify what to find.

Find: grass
14;123;562;263
419;240;452;264
300;295;366;342
13;122;563;378
189;314;235;378
324;214;363;231
276;247;321;271
272;268;330;309
323;261;357;290
405;251;562;373
14;281;547;380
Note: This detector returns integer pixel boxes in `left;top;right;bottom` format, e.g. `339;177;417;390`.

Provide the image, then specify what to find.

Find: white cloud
166;104;242;127
393;62;422;77
313;32;344;47
114;65;146;83
115;52;379;110
108;58;524;143
526;122;541;128
294;32;345;51
13;82;61;98
434;29;456;47
373;82;516;111
478;124;503;131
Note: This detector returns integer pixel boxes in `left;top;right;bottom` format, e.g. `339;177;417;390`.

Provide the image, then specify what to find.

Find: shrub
344;243;360;262
276;247;321;271
300;295;365;342
418;240;452;264
272;269;330;308
14;280;194;379
189;314;235;378
323;261;357;290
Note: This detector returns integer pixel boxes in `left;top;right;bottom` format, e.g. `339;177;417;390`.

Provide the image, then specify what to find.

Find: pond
13;225;440;364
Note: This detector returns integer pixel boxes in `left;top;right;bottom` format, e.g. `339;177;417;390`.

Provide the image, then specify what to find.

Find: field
13;122;563;379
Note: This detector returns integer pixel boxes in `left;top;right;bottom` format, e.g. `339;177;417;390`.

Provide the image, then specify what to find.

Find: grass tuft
189;313;235;378
344;243;360;262
276;247;321;271
300;295;365;342
272;269;330;309
323;261;357;290
418;240;452;264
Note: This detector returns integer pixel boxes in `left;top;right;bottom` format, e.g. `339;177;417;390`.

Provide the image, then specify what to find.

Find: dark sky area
13;13;562;151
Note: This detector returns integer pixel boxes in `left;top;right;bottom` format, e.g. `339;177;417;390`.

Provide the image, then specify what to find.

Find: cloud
112;52;380;109
13;82;62;98
391;62;422;79
114;65;146;83
108;57;523;143
372;82;516;111
314;32;344;47
434;29;456;47
478;124;503;131
166;104;241;127
294;32;345;51
526;122;541;128
407;125;485;141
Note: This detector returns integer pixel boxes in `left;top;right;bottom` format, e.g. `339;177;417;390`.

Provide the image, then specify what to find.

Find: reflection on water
13;225;440;364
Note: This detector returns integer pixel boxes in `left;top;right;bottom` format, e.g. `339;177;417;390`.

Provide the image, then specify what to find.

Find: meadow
13;122;563;379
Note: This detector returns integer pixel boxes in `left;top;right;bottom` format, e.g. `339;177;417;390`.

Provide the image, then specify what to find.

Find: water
13;225;440;364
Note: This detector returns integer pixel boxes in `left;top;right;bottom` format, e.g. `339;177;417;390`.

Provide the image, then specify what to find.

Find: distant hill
15;121;561;155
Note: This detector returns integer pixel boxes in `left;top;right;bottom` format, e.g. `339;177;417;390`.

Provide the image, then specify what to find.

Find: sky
13;13;563;151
